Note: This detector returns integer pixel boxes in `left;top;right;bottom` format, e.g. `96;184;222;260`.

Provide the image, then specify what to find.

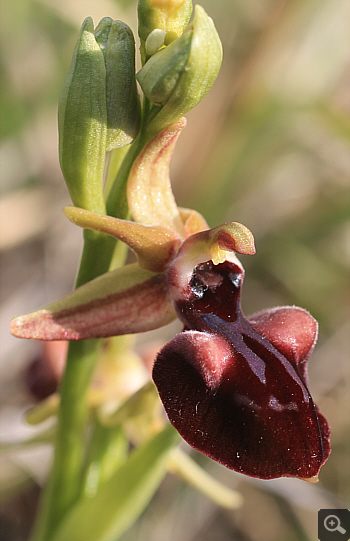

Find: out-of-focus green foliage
0;1;75;141
52;424;180;541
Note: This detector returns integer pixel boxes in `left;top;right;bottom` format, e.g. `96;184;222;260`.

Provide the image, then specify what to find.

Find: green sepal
58;17;107;213
95;18;141;151
137;5;223;137
138;31;192;106
51;424;180;541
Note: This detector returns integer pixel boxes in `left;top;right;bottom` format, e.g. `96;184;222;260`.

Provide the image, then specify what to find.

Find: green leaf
83;423;128;497
52;423;180;541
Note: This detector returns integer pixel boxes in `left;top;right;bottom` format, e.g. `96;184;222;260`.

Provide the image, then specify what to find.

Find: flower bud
58;17;140;212
137;5;222;137
58;17;107;212
139;32;192;106
138;0;193;50
95;18;141;151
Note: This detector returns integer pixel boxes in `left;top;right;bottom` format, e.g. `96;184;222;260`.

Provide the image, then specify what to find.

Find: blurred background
0;0;349;540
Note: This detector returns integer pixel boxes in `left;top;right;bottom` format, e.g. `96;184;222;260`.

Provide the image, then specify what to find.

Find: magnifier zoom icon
324;515;346;534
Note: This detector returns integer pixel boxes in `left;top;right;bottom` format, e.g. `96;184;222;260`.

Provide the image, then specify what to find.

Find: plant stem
106;130;149;218
30;130;149;541
31;340;100;541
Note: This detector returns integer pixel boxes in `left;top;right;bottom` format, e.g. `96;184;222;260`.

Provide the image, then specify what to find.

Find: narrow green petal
178;207;208;237
64;206;181;272
51;424;180;541
10;264;175;340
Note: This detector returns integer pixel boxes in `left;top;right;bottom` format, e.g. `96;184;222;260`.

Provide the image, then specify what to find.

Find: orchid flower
153;248;331;481
10;119;330;482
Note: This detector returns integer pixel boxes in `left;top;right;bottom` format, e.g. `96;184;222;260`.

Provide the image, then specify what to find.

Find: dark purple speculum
152;258;331;480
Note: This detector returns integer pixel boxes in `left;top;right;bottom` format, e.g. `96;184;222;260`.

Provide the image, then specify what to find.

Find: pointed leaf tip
127;119;186;235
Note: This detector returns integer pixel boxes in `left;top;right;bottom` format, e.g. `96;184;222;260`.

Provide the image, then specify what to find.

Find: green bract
58;17;140;213
137;5;223;138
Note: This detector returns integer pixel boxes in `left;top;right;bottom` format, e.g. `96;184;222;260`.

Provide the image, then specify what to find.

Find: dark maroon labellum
153;260;331;480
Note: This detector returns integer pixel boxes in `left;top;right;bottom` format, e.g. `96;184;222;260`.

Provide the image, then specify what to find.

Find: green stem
30;133;148;541
30;235;111;541
106;131;148;218
75;231;116;288
104;147;129;200
106;96;153;218
31;340;100;541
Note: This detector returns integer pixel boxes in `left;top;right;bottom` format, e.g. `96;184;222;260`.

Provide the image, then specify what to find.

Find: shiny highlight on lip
153;259;331;480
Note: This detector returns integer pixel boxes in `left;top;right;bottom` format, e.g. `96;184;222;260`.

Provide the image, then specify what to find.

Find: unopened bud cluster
58;1;222;211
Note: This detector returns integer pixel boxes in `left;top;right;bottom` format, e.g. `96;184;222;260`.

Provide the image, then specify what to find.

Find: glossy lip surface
153;260;331;480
